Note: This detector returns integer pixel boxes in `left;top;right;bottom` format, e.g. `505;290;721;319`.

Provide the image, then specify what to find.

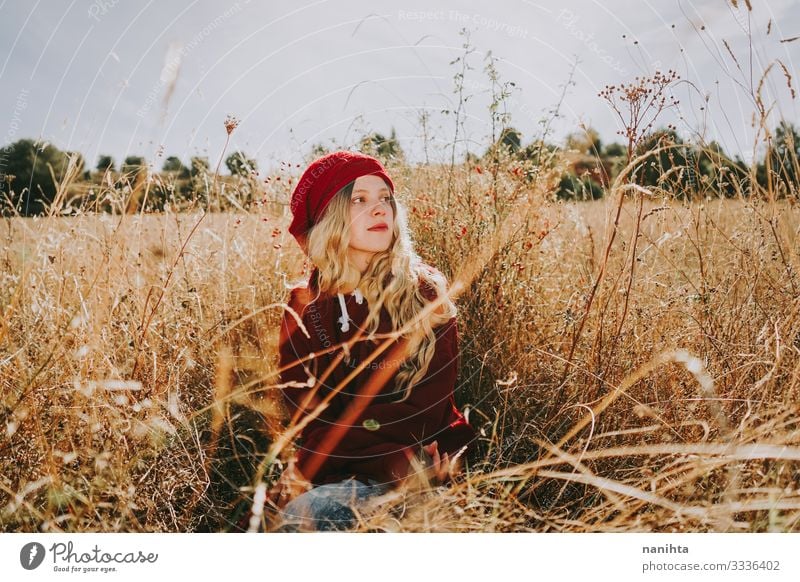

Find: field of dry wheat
1;155;798;532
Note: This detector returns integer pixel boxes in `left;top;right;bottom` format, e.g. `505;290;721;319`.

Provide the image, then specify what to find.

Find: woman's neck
347;248;375;275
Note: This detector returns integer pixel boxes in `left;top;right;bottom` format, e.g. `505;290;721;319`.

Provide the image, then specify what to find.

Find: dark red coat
278;267;476;486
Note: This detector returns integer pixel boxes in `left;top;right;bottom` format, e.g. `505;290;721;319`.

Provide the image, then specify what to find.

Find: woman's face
347;174;394;269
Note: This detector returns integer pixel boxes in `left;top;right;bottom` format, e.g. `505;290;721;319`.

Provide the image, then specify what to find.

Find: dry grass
1;149;798;532
4;1;799;533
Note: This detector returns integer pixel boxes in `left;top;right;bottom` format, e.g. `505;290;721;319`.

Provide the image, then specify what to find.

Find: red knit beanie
288;150;395;252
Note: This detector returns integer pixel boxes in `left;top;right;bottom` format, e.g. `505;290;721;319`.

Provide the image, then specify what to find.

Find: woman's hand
268;460;311;509
418;441;462;485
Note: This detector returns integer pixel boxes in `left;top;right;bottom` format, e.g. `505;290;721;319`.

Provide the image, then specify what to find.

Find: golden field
1;159;799;532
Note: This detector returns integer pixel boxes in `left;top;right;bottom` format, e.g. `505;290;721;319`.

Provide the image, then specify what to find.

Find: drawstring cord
337;288;364;332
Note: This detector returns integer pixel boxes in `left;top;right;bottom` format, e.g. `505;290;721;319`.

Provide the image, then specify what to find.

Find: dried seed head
224;115;240;135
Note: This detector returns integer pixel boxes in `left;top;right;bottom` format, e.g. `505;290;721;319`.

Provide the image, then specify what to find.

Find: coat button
362;418;381;431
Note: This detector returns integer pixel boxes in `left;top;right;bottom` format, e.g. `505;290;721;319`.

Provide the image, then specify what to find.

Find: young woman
272;150;475;532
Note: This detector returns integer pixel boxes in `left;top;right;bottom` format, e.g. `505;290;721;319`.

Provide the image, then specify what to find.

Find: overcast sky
1;0;798;172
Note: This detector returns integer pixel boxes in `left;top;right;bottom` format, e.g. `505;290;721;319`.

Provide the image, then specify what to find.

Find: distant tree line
481;122;799;202
1;122;798;216
0;141;260;216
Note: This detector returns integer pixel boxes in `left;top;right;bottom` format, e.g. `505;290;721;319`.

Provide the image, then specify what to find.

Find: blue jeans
274;478;390;532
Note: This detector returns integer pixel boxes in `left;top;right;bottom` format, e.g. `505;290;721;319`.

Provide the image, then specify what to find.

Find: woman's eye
351;196;392;204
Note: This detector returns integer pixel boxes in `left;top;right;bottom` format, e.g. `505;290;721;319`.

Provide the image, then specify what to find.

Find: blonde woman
272;151;475;531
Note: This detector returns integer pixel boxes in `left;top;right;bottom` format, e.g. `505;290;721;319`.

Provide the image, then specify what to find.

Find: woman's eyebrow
352;187;391;194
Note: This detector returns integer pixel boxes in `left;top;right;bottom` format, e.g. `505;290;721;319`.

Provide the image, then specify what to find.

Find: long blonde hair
302;180;457;401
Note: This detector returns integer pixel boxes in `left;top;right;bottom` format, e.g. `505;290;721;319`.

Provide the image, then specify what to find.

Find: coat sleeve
277;287;320;417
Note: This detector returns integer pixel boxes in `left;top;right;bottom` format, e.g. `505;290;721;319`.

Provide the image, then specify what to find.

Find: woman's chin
355;239;392;254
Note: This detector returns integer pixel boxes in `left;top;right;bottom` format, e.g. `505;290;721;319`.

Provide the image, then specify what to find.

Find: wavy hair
302;180;457;401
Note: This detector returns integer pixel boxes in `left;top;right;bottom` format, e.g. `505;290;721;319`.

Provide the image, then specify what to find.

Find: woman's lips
368;225;388;231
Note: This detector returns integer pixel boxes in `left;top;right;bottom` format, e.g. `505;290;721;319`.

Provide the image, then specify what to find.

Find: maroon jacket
278;267;476;486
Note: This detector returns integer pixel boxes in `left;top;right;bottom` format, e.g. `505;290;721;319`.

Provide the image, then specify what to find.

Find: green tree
696;141;748;199
190;156;210;177
358;128;404;161
630;128;693;198
155;157;191;209
0;139;70;216
520;140;558;161
162;156;187;174
96;155;115;173
556;173;604;201
603;142;626;158
66;151;86;177
500;126;522;154
484;126;522;159
767;121;799;196
225;151;258;177
121;155;146;177
517;140;561;179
